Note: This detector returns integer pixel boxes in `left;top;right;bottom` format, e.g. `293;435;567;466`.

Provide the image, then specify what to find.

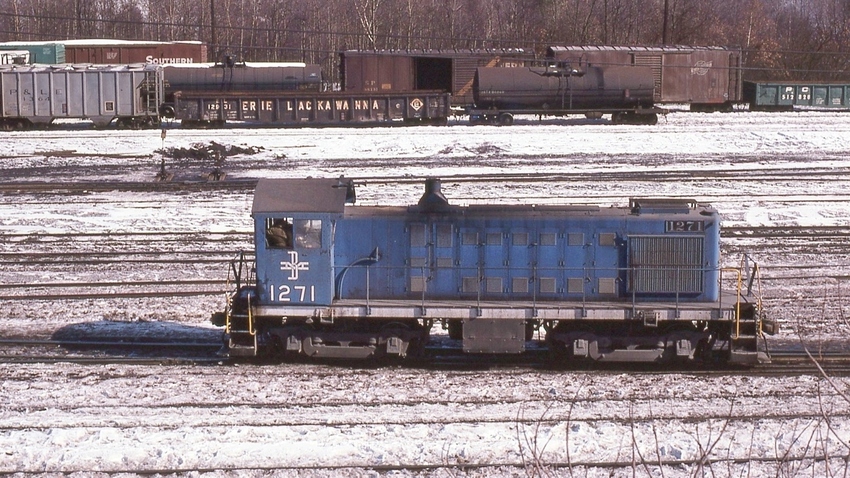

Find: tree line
2;0;850;81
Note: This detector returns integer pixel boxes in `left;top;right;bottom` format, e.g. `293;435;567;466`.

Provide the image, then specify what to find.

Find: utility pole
662;0;670;44
210;0;217;57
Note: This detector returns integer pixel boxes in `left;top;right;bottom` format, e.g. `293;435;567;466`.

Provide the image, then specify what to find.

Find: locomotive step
729;350;770;364
227;334;258;357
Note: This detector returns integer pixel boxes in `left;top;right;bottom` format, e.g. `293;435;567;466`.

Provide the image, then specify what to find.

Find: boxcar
340;49;532;107
0;63;163;129
0;41;65;64
62;39;207;65
0;39;206;65
546;45;743;111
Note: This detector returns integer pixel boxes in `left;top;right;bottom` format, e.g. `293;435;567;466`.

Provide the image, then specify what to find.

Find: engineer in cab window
266;218;293;249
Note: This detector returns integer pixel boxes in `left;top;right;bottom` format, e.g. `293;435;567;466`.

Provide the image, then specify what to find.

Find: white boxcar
0;63;163;129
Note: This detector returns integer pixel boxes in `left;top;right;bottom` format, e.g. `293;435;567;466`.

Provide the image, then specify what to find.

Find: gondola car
215;178;772;364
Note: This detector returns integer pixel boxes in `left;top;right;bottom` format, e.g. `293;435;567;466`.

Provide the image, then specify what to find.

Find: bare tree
350;0;383;49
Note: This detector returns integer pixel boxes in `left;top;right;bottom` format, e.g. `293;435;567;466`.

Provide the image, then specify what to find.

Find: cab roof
252;178;351;214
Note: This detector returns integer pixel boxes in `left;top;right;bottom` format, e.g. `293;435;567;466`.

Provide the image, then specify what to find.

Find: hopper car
0;63;162;129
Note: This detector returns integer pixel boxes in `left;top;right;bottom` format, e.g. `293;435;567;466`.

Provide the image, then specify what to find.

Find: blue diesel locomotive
213;178;772;364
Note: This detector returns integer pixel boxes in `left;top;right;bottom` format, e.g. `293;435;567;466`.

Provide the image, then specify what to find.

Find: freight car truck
468;65;664;125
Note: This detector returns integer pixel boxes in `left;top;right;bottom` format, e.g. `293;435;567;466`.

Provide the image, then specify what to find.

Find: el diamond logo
280;251;310;280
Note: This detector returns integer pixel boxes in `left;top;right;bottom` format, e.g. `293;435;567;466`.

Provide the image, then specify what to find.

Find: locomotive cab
221;179;346;355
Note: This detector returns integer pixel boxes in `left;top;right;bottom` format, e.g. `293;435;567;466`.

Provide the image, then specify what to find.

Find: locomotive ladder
222;254;259;356
226;294;258;356
725;262;768;364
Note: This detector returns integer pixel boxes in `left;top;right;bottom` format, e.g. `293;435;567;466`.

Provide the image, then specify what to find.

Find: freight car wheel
498;113;514;126
642;113;659;125
2;119;28;130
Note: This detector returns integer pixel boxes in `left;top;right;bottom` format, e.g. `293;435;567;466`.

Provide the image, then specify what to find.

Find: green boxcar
0;42;65;64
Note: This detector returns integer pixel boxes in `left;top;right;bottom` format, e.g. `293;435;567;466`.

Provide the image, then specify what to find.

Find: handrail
224;252;257;336
720;267;743;339
742;255;764;334
247;293;255;335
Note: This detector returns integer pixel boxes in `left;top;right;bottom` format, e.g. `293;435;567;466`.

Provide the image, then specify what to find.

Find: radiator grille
629;236;704;293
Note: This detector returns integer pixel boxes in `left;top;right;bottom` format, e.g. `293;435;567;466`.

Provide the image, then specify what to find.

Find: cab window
266;217;293;249
295;219;322;249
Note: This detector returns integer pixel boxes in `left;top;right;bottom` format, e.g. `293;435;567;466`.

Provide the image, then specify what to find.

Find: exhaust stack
418;178;450;212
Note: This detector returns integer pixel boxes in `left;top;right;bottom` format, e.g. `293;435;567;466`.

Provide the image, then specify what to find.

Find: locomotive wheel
447;319;463;340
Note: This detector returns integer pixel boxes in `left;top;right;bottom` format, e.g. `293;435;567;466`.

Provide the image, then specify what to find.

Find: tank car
470;65;661;125
0;63;163;129
162;62;322;94
213;178;772;365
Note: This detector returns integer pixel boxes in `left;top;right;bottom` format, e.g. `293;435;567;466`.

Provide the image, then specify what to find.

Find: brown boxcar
546;46;743;111
62;40;207;65
340;49;533;107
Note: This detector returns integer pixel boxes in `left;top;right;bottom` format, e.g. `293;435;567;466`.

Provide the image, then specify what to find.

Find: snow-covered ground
2;111;850;475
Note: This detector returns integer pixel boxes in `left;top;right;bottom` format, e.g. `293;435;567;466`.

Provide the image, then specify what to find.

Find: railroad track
2;335;847;376
0;179;257;194
2;164;850;193
8;454;849;477
722;225;850;238
0;338;223;365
